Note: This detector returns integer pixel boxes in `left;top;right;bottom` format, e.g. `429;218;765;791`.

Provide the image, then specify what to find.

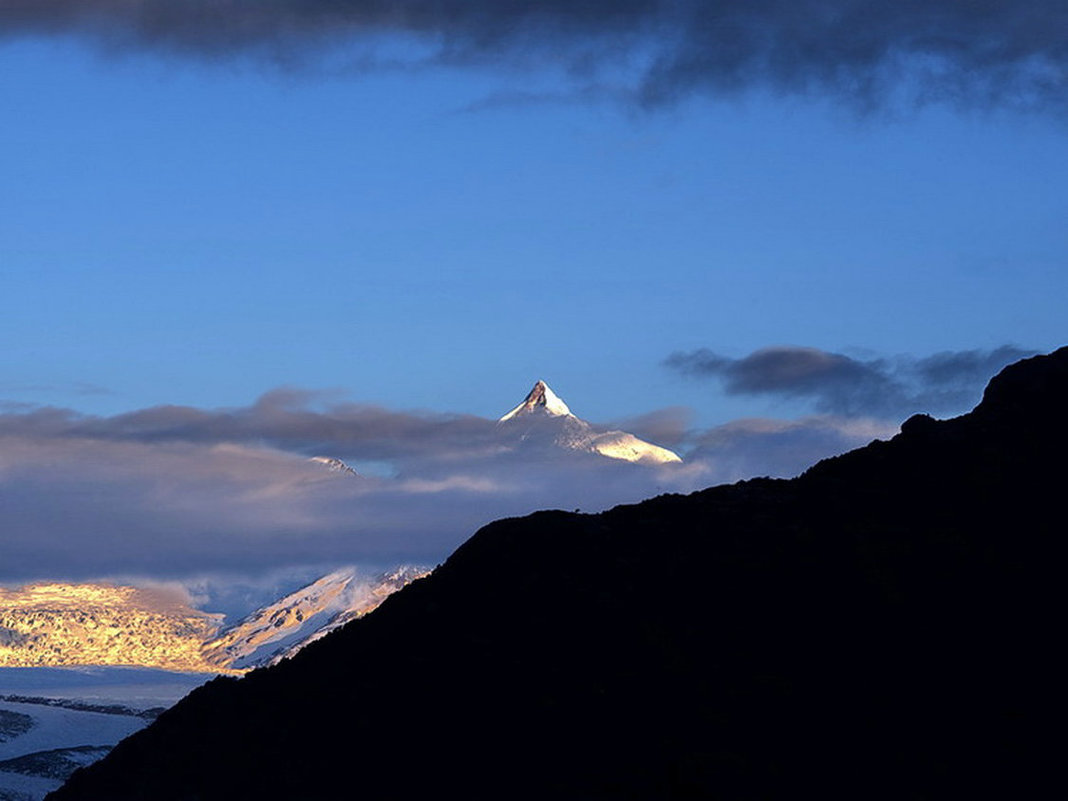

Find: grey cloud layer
689;415;896;484
665;345;1034;417
0;396;705;583
0;388;500;464
0;437;711;582
1;344;1033;584
1;1;1065;110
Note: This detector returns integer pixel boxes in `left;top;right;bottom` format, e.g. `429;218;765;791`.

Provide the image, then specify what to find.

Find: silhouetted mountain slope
50;348;1067;800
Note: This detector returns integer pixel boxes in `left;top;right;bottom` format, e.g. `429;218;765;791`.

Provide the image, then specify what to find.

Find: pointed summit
499;380;573;422
496;380;682;464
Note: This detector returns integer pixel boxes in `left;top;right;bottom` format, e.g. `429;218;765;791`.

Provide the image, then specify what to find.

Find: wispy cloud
665;345;1033;418
1;1;1065;112
688;415;897;484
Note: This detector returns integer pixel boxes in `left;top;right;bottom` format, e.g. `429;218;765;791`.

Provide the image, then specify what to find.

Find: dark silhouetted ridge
49;347;1067;800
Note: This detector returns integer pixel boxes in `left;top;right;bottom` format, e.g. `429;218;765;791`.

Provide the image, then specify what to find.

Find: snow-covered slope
498;380;682;465
0;565;427;799
0;567;425;674
0;700;146;763
201;566;428;670
0;668;218;801
0;698;151;801
584;430;682;464
0;567;427;798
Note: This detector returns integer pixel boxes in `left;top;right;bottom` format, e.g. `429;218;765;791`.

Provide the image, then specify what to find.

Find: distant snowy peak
497;380;682;465
309;456;359;476
499;380;573;422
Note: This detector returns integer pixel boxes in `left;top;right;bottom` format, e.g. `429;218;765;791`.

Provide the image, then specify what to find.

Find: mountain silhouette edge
48;346;1067;800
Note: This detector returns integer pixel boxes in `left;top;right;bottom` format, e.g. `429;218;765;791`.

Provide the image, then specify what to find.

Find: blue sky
3;28;1064;427
1;2;1065;590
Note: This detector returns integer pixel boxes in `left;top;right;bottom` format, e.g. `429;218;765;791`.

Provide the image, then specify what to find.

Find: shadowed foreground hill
50;348;1066;800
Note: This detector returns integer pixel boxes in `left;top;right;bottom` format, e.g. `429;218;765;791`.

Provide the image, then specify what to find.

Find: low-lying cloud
665;345;1033;418
0;395;709;585
1;1;1065;112
0;387;870;587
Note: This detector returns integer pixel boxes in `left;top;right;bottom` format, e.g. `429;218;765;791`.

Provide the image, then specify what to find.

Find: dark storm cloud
1;1;1065;111
912;345;1033;389
665;345;1035;418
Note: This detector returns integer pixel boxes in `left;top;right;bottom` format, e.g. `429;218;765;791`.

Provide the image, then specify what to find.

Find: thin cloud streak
1;1;1065;112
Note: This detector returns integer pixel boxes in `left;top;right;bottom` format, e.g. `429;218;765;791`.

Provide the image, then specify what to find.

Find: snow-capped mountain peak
499;380;573;422
496;380;682;465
